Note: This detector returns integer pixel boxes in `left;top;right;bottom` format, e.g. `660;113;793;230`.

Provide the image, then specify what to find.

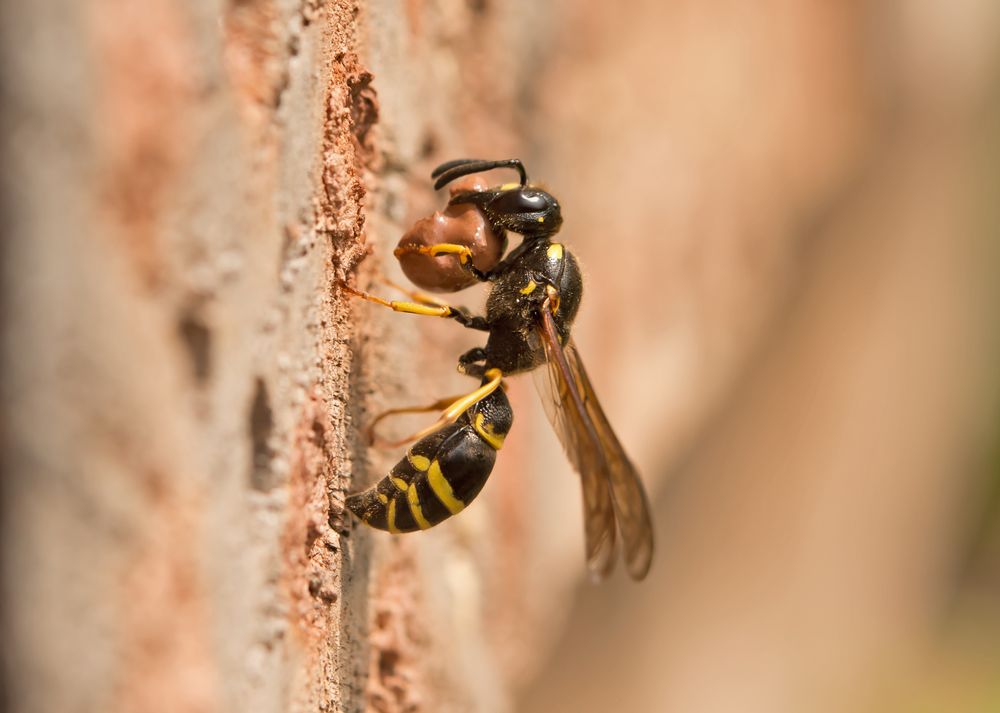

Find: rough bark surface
1;1;373;710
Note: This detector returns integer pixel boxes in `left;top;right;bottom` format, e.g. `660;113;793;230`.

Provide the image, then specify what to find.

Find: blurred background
509;2;1000;712
2;0;998;711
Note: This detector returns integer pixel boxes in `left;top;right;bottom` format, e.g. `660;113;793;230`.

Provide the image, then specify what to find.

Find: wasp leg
392;243;491;282
457;347;487;378
379;276;450;308
378;277;493;330
342;284;489;331
381;277;489;332
370;368;503;449
365;394;463;447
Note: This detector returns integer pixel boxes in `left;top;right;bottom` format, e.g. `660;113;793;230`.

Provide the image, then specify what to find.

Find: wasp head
431;158;563;238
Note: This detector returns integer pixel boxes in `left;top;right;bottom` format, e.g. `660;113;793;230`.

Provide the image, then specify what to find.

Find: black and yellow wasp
345;158;653;580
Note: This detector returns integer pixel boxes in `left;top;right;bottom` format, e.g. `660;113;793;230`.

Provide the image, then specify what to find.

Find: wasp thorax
395;176;504;293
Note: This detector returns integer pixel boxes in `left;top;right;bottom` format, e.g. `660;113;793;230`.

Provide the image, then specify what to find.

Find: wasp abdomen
347;389;512;533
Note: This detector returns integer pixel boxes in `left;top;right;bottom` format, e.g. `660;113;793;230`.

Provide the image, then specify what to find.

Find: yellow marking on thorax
407;452;431;471
406;484;431;530
498;182;519;191
536;216;545;223
520;279;537;295
474;412;505;450
377;492;389;504
391;476;409;492
387;498;400;533
428;460;465;515
547;243;564;260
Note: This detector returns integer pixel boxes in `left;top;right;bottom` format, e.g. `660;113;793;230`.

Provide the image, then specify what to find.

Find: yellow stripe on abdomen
427;460;465;515
407;452;431;471
474;413;505;450
387;498;400;533
407;484;431;530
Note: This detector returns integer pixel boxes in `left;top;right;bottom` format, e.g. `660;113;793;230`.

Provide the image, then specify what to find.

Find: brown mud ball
395;176;504;292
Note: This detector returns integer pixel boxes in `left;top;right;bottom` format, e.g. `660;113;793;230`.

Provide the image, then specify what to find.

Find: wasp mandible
345;158;654;580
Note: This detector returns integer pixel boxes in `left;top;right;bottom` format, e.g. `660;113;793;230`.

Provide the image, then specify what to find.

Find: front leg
392;243;496;282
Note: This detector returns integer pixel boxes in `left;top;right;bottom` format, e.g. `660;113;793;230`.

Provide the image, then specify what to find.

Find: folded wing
535;306;654;580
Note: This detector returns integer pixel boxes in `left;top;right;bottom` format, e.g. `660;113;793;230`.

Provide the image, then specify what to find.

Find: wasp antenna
431;158;482;179
431;158;527;191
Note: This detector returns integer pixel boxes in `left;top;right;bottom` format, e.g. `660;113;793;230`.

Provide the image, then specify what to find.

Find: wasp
345;158;653;580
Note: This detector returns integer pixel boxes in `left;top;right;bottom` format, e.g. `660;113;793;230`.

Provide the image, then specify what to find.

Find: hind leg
365;395;462;447
368;368;503;449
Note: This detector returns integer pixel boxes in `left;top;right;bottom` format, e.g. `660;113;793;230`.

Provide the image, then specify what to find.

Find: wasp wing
535;307;654;580
534;313;617;579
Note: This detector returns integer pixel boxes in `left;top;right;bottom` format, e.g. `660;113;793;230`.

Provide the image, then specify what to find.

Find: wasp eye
492;190;548;214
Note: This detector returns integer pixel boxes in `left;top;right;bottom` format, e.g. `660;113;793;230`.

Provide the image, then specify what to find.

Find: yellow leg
378;276;450;308
343;282;489;330
342;284;455;319
393;243;474;264
370;369;504;449
365;395;463;446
